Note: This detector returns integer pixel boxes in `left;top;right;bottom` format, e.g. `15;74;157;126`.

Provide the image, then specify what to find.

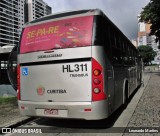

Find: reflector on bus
20;16;94;54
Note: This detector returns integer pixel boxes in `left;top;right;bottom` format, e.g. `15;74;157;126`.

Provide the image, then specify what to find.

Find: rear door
19;15;94;102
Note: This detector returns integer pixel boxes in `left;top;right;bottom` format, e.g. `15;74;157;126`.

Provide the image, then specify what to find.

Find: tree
138;45;156;65
139;0;160;48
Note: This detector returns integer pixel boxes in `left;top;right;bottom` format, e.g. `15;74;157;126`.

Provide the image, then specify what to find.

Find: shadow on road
34;86;141;129
150;71;160;76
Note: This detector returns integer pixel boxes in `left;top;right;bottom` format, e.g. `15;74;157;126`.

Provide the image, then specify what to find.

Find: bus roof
27;9;103;25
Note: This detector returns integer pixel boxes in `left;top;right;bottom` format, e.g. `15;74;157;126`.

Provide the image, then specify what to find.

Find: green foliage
0;96;17;104
140;0;160;44
138;45;156;65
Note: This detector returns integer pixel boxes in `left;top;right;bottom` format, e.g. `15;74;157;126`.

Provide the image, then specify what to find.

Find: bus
8;9;142;120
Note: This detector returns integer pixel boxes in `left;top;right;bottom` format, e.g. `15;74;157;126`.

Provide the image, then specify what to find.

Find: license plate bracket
36;108;68;117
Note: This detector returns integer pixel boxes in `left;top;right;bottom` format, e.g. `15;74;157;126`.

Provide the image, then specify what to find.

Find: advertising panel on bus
20;16;94;54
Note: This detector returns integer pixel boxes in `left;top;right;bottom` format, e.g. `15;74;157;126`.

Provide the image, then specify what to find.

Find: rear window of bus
20;16;94;54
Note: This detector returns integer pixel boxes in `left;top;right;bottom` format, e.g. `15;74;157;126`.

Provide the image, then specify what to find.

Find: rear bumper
18;100;108;120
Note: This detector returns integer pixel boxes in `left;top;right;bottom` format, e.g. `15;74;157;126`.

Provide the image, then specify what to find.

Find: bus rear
18;10;108;120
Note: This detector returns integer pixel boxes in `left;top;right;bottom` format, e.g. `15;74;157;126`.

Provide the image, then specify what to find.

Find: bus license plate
44;109;58;115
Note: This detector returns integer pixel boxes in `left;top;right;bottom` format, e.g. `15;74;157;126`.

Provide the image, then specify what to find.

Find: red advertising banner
20;16;94;53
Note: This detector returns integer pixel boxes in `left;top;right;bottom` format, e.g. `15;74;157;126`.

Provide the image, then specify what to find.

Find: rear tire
123;82;129;108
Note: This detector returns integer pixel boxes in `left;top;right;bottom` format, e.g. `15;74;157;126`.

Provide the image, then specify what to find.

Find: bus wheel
123;81;129;108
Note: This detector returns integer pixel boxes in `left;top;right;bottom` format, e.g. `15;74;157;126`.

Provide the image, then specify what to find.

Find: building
138;22;152;46
138;17;160;64
131;39;138;48
0;0;24;46
0;0;52;47
25;0;52;24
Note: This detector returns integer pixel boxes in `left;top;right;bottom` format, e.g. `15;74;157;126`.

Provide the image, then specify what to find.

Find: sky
43;0;150;40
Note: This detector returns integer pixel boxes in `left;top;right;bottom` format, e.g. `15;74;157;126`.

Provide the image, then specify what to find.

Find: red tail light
17;64;21;100
92;58;106;101
93;69;101;76
93;78;101;85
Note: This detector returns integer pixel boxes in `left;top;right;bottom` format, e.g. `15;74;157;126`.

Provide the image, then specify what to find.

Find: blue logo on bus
22;68;28;76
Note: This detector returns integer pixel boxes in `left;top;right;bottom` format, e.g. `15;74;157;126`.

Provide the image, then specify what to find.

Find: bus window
109;26;116;48
112;47;122;66
116;36;122;49
103;19;112;61
92;15;103;46
20;16;94;54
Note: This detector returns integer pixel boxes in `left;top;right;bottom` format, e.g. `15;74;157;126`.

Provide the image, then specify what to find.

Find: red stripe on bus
17;65;21;100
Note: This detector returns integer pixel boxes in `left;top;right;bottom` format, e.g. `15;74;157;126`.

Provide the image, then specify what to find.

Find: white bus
8;9;142;120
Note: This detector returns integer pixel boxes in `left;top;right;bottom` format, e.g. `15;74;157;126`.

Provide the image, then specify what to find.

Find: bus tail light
93;88;101;94
17;64;21;100
92;58;106;101
93;69;101;76
93;78;101;85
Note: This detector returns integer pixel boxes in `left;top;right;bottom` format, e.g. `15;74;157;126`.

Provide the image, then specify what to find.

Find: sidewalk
123;72;160;135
